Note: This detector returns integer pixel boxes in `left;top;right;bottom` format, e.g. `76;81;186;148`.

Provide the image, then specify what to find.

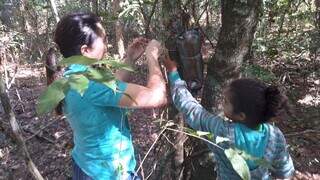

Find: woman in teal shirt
54;12;167;180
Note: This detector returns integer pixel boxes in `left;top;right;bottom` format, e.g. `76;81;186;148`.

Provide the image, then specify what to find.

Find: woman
54;12;167;180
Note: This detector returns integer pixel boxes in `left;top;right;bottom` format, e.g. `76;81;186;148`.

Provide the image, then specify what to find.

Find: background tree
202;0;263;111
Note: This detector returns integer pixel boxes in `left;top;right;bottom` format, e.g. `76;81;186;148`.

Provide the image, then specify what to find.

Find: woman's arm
118;40;167;108
115;38;148;82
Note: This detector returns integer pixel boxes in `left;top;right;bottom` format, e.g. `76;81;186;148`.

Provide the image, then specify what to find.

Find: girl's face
223;88;234;119
223;87;246;122
81;23;107;60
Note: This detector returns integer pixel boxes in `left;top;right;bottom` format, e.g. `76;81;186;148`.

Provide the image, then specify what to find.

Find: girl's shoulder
265;123;286;141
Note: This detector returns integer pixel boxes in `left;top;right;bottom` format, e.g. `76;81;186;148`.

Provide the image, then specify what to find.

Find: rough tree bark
202;0;263;111
161;0;187;179
0;74;44;180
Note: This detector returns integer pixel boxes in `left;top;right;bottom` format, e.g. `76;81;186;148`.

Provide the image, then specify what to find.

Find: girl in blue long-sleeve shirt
163;58;295;179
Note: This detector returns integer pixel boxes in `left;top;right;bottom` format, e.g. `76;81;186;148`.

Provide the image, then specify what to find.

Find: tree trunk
202;0;262;111
162;1;187;179
0;74;44;180
49;0;60;23
112;0;125;59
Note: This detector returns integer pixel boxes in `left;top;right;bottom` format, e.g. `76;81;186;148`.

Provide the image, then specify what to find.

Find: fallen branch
285;129;320;137
25;116;63;141
0;74;44;180
23;127;55;144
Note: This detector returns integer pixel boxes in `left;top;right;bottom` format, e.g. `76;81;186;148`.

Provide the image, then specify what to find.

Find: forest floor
0;54;319;179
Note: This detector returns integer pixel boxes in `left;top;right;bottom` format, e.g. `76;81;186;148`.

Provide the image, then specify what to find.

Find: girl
54;12;167;180
163;58;295;179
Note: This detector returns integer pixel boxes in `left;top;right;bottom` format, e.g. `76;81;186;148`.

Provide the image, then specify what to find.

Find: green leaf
225;148;250;180
196;131;211;136
37;78;68;115
238;150;272;169
68;74;89;96
216;136;230;144
85;67;115;82
102;80;117;92
59;55;97;66
184;127;198;136
95;59;134;72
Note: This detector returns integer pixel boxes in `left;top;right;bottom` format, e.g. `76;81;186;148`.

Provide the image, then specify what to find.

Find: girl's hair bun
264;85;288;121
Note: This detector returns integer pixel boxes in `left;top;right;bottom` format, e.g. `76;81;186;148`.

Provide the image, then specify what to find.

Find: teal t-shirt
63;64;136;179
234;123;269;170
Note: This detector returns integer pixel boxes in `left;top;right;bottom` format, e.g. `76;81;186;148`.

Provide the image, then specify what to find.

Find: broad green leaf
85;67;115;82
95;59;134;72
59;55;97;66
238;149;271;169
68;74;89;96
225;148;250;180
102;80;117;92
37;78;68;115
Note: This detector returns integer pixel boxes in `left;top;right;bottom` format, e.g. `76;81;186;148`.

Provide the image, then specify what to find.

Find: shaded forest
0;0;319;179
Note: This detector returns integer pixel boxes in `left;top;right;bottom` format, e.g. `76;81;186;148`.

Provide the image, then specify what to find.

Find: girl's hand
163;52;178;72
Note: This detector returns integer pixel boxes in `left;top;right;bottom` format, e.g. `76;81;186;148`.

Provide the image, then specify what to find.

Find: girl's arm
164;57;226;133
270;128;295;179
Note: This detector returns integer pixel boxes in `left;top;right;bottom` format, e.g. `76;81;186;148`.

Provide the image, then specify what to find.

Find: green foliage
254;0;316;63
37;56;132;115
68;74;90;96
175;125;272;179
225;148;251;180
37;78;68;115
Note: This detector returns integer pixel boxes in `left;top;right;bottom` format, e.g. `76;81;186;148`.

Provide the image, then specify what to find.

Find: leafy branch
37;55;133;115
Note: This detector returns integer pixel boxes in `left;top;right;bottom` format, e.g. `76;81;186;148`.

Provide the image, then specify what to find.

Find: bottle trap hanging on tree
166;28;204;93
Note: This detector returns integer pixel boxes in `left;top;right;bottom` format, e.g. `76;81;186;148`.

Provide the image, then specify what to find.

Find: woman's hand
125;37;149;62
145;39;162;61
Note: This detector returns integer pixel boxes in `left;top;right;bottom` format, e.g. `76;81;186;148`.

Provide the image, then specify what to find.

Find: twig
198;26;216;50
134;127;167;178
166;127;224;150
25;116;63;141
138;154;145;180
24;127;55;144
145;163;157;180
7;65;18;89
285;129;320;137
15;88;25;112
4;63;8;88
162;133;175;147
195;0;210;25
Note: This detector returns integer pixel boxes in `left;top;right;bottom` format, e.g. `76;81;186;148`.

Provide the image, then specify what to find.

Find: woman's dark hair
54;12;104;58
227;78;291;128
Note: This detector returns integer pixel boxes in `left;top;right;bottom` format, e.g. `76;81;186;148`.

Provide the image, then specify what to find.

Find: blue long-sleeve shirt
168;71;294;179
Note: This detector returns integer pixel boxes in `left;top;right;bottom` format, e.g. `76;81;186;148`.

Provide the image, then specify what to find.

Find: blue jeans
72;159;141;180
